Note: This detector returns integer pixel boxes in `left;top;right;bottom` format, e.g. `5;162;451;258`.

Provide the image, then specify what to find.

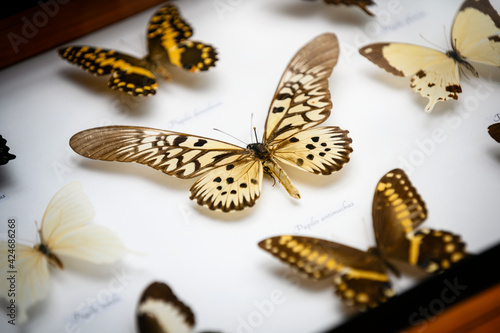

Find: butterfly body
70;33;352;212
35;242;64;269
58;3;217;96
259;169;467;310
359;0;500;111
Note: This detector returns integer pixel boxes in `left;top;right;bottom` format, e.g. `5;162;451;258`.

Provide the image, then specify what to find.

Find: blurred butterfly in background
317;0;376;16
259;169;467;310
359;0;500;112
58;3;218;96
69;33;353;212
0;134;16;165
0;182;129;323
488;123;500;142
137;281;219;333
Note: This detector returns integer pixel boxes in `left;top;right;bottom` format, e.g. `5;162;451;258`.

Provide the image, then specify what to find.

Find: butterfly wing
58;46;157;96
259;235;394;309
137;281;195;333
147;3;218;72
0;134;16;165
452;0;500;66
373;169;466;273
359;43;461;112
0;244;50;324
263;33;339;144
488;123;500;142
323;0;375;16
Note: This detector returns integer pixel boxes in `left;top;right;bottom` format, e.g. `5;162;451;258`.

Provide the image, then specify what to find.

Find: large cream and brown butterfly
58;3;218;96
137;281;219;333
259;169;467;310
0;182;129;323
69;33;352;212
488;123;500;142
359;0;500;112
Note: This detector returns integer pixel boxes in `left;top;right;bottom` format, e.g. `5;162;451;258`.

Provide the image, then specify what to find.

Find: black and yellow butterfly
69;33;353;212
58;3;218;96
359;0;500;112
259;169;467;310
137;281;219;333
489;123;500;143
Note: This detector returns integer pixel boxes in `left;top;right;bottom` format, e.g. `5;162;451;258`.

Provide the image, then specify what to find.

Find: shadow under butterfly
69;33;353;213
137;281;220;333
58;3;218;96
259;169;468;310
359;0;500;112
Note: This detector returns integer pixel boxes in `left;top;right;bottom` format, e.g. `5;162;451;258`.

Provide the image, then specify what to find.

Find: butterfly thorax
446;48;479;77
35;243;64;269
247;143;272;161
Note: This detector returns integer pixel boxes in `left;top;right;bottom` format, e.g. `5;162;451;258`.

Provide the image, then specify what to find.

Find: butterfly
137;281;219;333
69;33;353;212
321;0;375;16
0;181;128;323
258;168;467;310
488;123;500;143
58;3;218;96
0;134;16;165
359;0;500;112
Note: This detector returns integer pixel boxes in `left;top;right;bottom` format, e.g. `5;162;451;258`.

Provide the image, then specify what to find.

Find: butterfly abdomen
35;243;64;269
410;228;467;273
446;49;479;77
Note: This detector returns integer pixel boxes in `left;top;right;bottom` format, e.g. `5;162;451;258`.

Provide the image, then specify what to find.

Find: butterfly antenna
253;127;259;143
212;128;248;146
419;33;446;52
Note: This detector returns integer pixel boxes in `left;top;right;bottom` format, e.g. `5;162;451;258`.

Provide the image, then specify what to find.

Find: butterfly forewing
137;282;195;333
190;158;263;212
273;126;352;175
259;235;393;309
452;0;500;66
489;123;500;142
58;46;157;96
264;33;339;144
70;126;249;179
147;4;194;52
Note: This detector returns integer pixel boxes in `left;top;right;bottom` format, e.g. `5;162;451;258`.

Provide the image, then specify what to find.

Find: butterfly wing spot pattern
259;169;467;310
359;0;500;112
58;3;218;96
70;33;352;212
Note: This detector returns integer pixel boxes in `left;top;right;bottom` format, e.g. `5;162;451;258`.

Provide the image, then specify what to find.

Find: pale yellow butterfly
0;181;128;323
359;0;500;112
69;33;353;213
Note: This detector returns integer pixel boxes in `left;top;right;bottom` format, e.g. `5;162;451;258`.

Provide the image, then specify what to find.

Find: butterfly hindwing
137;282;195;333
0;134;16;165
58;46;157;96
323;0;375;16
258;235;394;309
273;126;353;175
264;33;339;144
359;43;461;112
190;158;263;212
488;123;500;142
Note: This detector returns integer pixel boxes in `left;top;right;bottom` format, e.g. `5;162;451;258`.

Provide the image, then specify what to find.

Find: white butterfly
69;33;353;212
0;181;128;324
359;0;500;112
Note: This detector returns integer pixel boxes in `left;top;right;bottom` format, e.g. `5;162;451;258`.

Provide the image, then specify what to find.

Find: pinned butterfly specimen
313;0;375;16
0;134;16;165
359;0;500;112
137;281;219;333
69;33;353;212
58;3;218;96
488;123;500;142
258;169;467;310
0;181;128;323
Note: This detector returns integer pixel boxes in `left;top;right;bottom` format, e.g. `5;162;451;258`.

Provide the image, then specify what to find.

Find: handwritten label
167;100;222;129
293;200;355;233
